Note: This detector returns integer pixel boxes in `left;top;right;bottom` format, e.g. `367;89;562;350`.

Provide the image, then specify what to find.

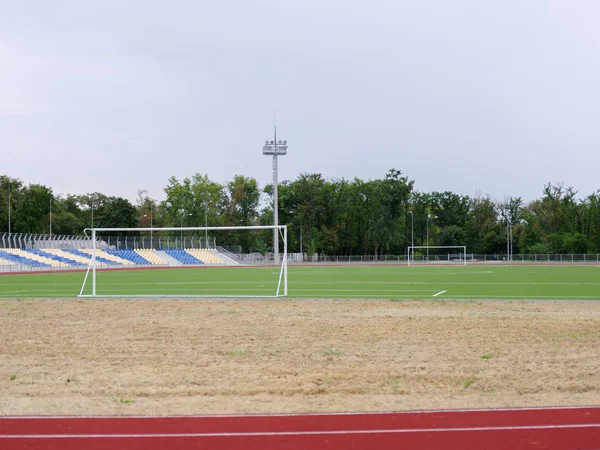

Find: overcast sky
2;0;599;204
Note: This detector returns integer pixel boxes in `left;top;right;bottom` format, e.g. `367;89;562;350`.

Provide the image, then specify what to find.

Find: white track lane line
2;423;600;439
432;290;447;297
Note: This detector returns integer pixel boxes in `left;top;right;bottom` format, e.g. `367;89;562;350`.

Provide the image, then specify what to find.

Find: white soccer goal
408;246;467;266
78;225;288;298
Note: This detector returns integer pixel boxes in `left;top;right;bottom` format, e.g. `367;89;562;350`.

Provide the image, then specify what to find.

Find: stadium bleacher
24;249;86;267
0;249;51;268
0;247;236;269
105;249;151;265
0;256;16;266
135;249;168;265
78;249;135;265
164;249;204;265
45;249;101;266
64;249;121;266
186;248;225;265
3;248;62;267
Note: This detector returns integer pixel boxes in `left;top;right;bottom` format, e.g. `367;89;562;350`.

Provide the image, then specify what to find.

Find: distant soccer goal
408;246;467;266
78;225;288;298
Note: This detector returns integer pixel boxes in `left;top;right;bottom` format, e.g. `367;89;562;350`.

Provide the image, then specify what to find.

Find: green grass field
0;265;599;300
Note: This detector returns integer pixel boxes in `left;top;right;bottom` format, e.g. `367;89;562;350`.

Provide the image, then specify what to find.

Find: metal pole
510;222;513;261
181;213;191;248
410;211;414;261
8;189;16;236
92;229;96;296
273;127;279;264
426;215;430;260
284;226;288;296
49;196;52;236
150;203;153;249
205;203;208;248
262;125;287;264
506;221;509;261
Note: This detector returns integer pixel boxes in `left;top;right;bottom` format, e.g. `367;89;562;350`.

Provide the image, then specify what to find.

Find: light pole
150;201;154;249
145;202;153;249
204;202;209;248
142;205;153;248
426;214;437;261
262;127;288;264
7;188;17;236
49;195;53;236
506;219;513;262
510;221;513;261
409;210;414;261
180;212;192;248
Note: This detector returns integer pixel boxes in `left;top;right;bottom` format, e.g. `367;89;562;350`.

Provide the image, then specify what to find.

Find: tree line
1;171;599;255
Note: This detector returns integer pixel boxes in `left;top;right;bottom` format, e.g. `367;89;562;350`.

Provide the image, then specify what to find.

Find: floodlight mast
262;127;287;264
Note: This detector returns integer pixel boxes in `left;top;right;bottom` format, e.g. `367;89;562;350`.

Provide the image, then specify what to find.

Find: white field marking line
290;289;436;292
291;281;600;286
409;294;600;300
432;290;447;297
2;423;600;439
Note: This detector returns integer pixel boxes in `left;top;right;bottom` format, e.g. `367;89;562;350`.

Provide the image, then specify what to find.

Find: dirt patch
1;299;599;415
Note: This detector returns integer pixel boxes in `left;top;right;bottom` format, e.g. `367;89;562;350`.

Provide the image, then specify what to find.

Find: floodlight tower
263;128;287;264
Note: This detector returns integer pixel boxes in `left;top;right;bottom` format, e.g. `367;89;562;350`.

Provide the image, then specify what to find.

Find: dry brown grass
1;299;599;415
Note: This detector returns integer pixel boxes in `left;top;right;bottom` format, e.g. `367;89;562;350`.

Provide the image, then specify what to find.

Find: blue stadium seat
163;249;204;265
0;250;51;267
64;249;120;266
105;249;151;265
23;249;85;267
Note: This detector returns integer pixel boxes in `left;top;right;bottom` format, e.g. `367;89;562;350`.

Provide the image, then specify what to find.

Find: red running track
1;406;599;449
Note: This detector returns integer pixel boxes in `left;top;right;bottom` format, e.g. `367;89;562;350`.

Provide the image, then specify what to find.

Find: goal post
78;225;288;298
408;246;467;266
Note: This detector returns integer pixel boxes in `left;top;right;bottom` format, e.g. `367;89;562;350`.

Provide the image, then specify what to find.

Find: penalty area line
432;290;447;297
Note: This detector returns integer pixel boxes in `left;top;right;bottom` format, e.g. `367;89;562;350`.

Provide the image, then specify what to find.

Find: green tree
1;175;24;233
12;184;54;234
94;197;139;235
223;175;261;251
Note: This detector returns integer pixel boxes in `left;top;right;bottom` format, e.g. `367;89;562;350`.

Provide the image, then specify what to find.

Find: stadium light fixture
262;126;288;264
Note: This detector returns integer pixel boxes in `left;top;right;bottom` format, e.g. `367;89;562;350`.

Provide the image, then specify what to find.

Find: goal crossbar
78;225;288;298
408;246;467;266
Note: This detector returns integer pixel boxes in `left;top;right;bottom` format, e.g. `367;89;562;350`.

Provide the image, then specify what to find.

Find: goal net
78;225;288;298
408;246;467;266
